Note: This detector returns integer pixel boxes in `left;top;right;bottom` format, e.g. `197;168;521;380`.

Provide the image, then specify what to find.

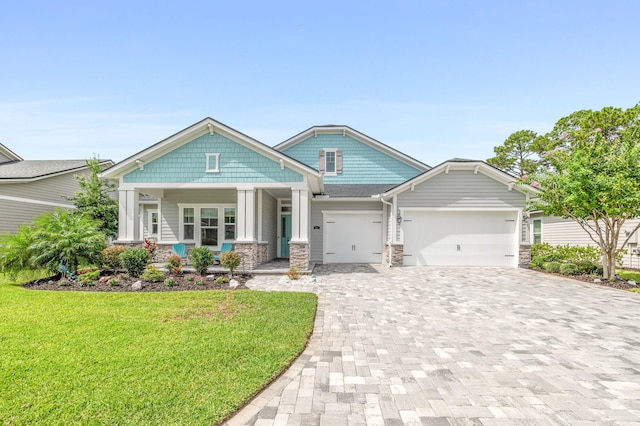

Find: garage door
403;210;517;266
324;212;383;263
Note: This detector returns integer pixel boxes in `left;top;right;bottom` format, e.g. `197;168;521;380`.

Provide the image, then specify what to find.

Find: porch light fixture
396;209;403;225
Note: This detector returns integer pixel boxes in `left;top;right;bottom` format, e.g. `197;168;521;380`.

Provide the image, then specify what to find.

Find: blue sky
1;0;639;166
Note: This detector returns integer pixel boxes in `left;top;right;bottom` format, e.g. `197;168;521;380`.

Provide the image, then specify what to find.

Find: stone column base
256;242;269;265
234;242;258;271
289;241;310;271
519;244;531;268
391;243;404;266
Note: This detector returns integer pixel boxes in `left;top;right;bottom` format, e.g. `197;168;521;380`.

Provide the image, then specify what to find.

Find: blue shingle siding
281;134;421;184
123;133;303;184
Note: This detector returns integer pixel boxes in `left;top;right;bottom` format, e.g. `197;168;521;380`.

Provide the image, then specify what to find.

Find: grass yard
0;273;316;425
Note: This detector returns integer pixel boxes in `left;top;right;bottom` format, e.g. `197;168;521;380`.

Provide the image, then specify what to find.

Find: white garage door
324;212;383;263
403;210;517;267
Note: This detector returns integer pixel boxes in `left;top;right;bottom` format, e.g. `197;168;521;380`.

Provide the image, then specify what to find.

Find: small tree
530;104;640;280
220;251;241;277
66;157;118;238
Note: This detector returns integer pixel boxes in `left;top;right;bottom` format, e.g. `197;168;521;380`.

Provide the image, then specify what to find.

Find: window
224;208;236;240
319;149;342;175
179;204;236;246
533;219;542;244
183;208;195;240
206;153;220;173
149;210;158;236
325;150;336;174
200;208;218;246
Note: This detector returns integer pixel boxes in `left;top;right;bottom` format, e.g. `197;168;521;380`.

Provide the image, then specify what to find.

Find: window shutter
336;150;343;174
318;150;325;173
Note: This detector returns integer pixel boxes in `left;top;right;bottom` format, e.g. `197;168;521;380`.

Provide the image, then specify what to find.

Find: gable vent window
319;149;342;176
206;153;220;173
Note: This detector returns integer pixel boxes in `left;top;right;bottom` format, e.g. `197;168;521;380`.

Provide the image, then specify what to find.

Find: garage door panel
325;213;383;263
403;211;517;267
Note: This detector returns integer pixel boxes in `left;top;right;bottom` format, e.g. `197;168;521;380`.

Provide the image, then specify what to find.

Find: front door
280;214;292;258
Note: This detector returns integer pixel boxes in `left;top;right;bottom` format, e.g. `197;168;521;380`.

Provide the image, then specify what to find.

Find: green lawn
0;274;316;425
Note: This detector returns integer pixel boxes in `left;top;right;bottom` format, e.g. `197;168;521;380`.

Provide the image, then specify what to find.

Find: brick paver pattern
226;265;640;425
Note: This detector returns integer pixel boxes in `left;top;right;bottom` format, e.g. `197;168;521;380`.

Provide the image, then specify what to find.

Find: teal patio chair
171;243;187;261
214;243;233;263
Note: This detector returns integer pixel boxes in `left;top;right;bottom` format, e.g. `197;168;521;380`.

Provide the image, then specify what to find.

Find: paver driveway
226;265;640;425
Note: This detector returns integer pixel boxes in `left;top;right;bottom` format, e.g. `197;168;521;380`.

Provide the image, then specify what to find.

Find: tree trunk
602;250;616;281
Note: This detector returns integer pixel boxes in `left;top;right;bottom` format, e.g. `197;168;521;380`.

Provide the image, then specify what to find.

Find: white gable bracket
445;165;450;174
411;183;415;191
280;159;285;170
208;123;215;135
508;182;515;191
474;165;480;174
135;159;144;171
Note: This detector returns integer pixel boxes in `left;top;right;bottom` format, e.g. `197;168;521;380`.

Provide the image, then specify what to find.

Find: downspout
379;196;394;267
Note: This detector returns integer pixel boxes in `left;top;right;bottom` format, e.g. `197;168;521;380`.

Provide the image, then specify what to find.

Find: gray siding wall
160;189;237;242
0;171;88;205
310;200;383;262
261;191;277;260
0;199;69;234
536;215;640;268
397;170;526;209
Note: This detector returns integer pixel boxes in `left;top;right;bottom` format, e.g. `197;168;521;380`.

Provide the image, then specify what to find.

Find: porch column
118;189;139;241
235;188;258;270
290;189;310;271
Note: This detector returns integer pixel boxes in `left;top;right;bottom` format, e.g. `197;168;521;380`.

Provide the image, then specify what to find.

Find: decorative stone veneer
388;243;404;266
519;244;531;268
256;242;269;265
112;241;194;263
234;242;258;272
289;242;310;271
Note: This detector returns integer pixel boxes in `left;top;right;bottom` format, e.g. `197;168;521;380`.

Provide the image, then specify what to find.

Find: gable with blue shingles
123;133;303;184
281;134;421;184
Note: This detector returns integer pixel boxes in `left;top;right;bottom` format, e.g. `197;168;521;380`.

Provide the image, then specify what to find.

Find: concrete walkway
225;265;640;425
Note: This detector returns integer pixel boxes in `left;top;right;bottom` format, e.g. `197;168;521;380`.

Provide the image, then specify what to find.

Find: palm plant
30;210;107;273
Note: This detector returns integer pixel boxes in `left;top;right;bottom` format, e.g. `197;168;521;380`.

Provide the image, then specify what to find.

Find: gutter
377;195;394;267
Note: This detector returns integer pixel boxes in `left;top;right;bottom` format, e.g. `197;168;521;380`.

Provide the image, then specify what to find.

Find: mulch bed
533;269;637;290
23;272;251;292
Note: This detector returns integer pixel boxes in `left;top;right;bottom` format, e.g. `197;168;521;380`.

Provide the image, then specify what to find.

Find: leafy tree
529;104;640;280
30;210;107;273
67;157;118;238
487;130;550;177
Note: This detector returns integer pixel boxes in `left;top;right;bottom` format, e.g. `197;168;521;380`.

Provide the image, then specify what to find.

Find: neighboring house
100;118;533;270
0;143;113;234
528;213;640;268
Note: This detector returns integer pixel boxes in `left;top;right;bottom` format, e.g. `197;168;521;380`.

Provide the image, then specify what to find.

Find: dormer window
319;149;342;176
206;153;220;173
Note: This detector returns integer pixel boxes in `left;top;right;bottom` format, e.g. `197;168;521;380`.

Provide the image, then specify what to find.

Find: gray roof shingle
0;160;90;179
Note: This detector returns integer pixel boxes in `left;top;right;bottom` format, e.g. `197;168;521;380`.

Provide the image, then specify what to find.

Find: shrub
141;265;164;282
531;243;601;271
108;278;119;286
143;238;157;260
575;260;598;275
190;247;213;275
166;254;183;275
559;263;580;275
544;261;562;273
220;251;242;275
185;275;195;282
102;245;126;270
78;269;101;285
119;248;151;277
195;276;206;285
215;275;229;284
164;278;175;287
286;267;300;280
